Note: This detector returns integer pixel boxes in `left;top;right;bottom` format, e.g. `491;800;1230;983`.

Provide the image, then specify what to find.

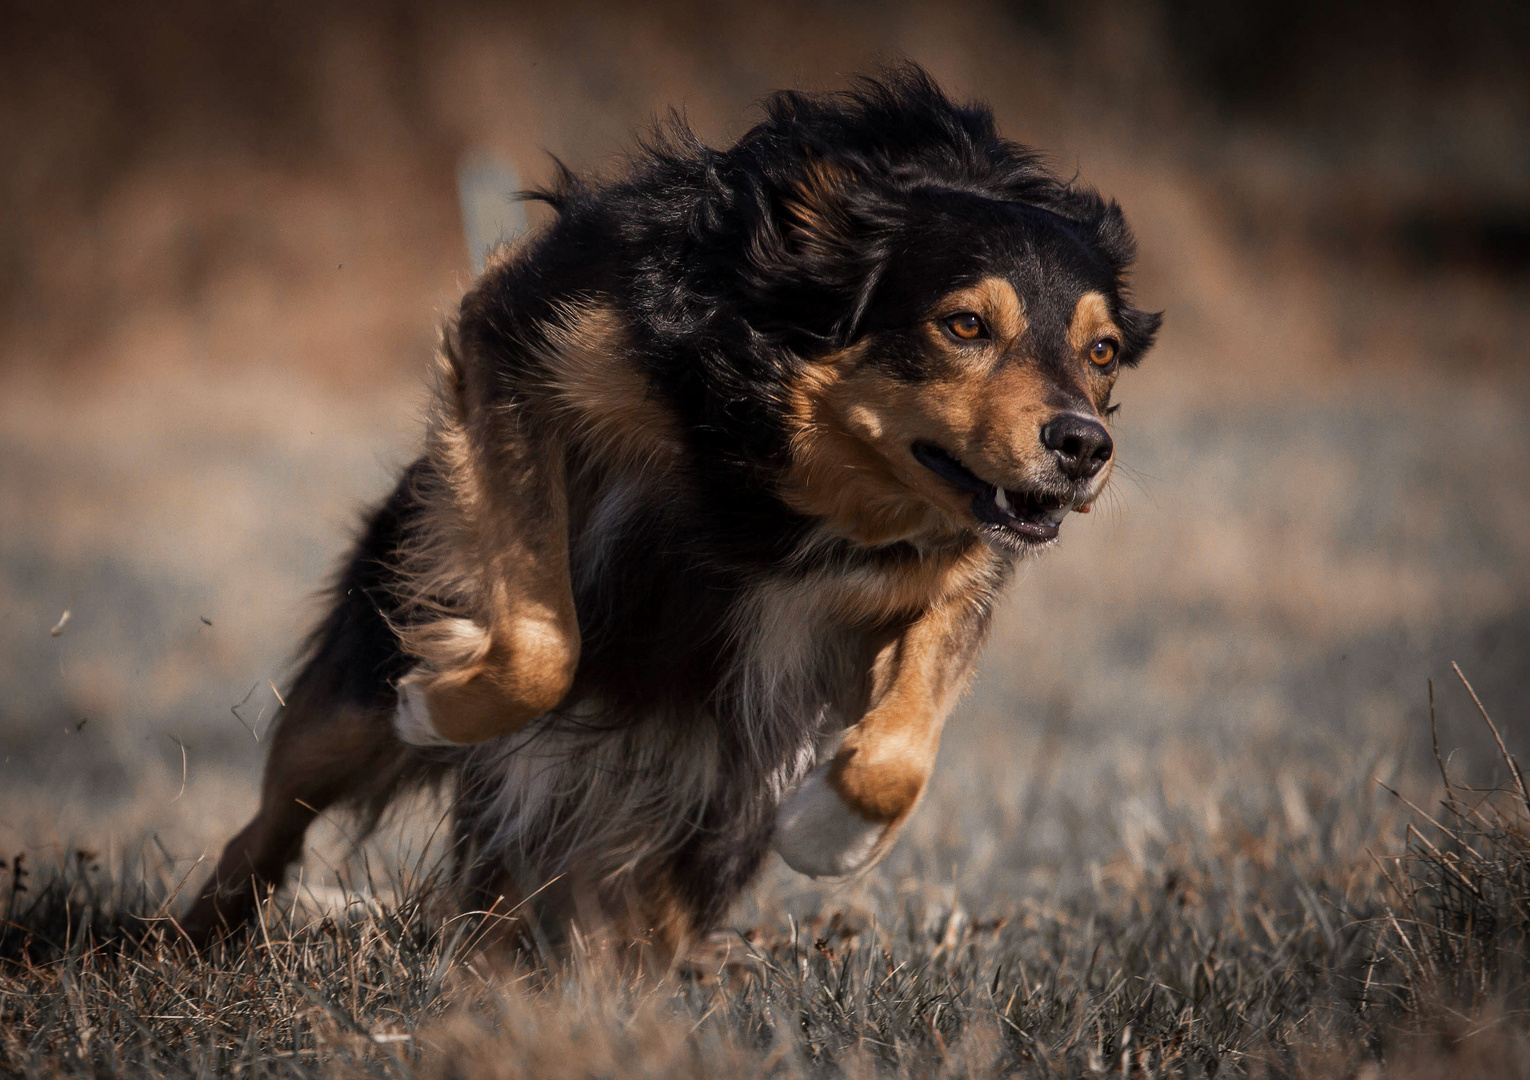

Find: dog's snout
1040;414;1113;479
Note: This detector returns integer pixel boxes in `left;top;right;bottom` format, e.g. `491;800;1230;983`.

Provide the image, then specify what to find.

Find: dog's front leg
392;603;580;747
392;466;581;747
392;342;583;747
773;603;980;877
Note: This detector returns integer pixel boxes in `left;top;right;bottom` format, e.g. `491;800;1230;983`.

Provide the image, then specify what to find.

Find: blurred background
2;0;1528;883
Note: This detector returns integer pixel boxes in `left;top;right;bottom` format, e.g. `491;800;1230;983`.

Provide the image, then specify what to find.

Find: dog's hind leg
773;599;987;878
183;478;425;944
181;693;404;943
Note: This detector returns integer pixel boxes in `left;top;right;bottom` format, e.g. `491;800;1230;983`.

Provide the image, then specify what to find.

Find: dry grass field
2;1;1529;1075
1;706;1527;1077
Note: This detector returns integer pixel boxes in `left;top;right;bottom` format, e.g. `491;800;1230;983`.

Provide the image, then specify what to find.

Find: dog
184;67;1160;958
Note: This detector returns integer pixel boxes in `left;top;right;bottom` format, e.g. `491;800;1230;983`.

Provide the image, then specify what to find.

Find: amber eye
945;312;987;341
1089;338;1119;367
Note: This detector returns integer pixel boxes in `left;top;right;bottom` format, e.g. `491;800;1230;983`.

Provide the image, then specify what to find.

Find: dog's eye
1089;338;1119;367
944;313;987;341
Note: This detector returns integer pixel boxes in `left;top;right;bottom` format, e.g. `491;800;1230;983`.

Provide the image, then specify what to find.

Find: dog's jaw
772;764;890;878
909;441;1089;552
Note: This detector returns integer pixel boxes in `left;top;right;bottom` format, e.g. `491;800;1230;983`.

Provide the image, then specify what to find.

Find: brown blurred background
2;0;1528;865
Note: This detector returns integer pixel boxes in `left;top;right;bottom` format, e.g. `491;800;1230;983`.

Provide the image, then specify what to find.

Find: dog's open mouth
910;442;1073;544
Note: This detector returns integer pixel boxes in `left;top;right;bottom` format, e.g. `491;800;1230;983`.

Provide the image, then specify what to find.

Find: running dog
185;67;1160;957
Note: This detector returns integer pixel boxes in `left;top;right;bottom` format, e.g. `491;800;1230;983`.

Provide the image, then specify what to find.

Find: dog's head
741;70;1161;552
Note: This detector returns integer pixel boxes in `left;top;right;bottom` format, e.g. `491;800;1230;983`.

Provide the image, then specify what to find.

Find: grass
2;673;1527;1078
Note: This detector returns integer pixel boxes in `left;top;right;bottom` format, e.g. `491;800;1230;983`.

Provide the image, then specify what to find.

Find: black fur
505;65;1157;489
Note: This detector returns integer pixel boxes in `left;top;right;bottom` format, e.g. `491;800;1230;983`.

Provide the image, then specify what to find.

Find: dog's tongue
1075;503;1092;514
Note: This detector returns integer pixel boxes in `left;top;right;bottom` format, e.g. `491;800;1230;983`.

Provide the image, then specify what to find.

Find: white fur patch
772;764;889;878
392;679;466;747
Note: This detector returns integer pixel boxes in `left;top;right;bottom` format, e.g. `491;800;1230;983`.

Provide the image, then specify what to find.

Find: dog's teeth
994;488;1011;513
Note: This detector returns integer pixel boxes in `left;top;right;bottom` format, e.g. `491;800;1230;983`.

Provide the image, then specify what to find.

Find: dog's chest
566;479;886;738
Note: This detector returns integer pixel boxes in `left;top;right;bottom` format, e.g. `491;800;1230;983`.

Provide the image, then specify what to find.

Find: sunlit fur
186;66;1159;961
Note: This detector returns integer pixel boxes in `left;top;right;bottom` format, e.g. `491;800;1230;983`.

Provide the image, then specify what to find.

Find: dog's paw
772;764;890;878
392;679;462;747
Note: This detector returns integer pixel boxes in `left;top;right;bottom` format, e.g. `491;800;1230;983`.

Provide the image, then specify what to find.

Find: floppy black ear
1057;191;1162;365
1115;304;1162;365
780;160;858;262
741;155;894;350
782;160;893;346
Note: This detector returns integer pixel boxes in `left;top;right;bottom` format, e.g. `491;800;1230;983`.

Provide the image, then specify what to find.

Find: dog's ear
1054;190;1162;365
1114;303;1162;365
744;154;890;349
781;159;859;264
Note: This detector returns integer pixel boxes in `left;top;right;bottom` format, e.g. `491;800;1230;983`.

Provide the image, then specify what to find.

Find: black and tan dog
185;68;1159;957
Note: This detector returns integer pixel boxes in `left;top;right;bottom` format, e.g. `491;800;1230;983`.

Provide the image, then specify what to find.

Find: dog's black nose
1041;414;1113;479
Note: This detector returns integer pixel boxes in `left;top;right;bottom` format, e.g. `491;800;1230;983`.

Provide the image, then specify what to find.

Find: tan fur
814;541;996;628
1068;291;1124;413
183;693;410;938
826;601;978;825
611;875;695;964
780;349;965;546
394;302;693;744
779;276;1059;546
540;305;684;474
940;277;1028;352
783;160;856;255
1066;291;1119;355
394;313;636;744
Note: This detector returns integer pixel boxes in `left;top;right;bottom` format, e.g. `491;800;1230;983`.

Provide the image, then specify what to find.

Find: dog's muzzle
911;441;1084;544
